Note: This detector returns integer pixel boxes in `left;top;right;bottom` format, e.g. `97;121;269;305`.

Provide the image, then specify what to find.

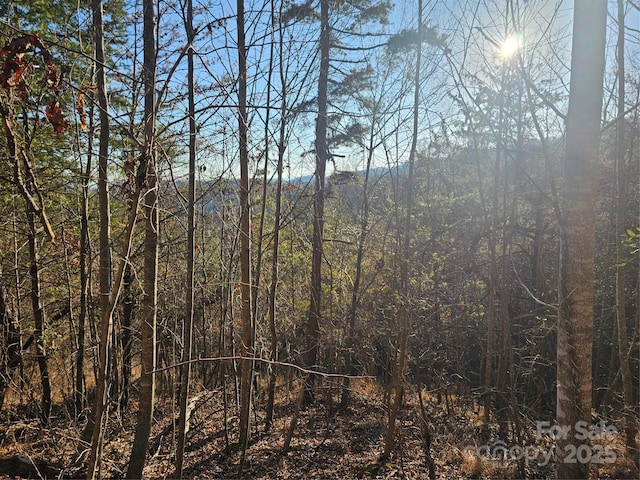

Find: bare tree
264;0;286;432
126;0;159;475
174;0;197;474
237;0;254;468
304;0;330;405
84;0;114;476
383;0;423;460
75;72;96;419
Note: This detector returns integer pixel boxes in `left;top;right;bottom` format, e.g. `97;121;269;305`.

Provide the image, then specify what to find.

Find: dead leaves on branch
121;153;150;201
75;86;93;130
44;99;68;134
0;33;69;135
45;101;68;134
122;156;138;199
0;34;39;97
0;33;68;244
0;33;65;95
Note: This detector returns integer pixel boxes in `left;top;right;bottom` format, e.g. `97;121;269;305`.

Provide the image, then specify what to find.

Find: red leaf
45;101;68;134
0;57;29;98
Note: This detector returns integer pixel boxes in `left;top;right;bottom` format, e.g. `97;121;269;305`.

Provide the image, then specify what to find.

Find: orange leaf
76;91;87;130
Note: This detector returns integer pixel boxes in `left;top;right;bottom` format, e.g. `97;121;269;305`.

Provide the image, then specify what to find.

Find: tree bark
557;2;607;479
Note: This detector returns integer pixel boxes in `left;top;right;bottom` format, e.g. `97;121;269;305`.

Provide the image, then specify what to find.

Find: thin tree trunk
26;201;51;423
76;103;93;417
281;374;308;453
0;276;20;412
126;169;158;480
383;0;422;459
62;226;78;410
557;2;606;479
237;0;254;467
340;117;375;410
1;112;53;424
85;0;113;476
0;92;54;426
614;0;638;465
305;0;329;405
84;174;141;477
265;0;286;432
175;0;197;473
485;36;511;423
120;264;133;413
126;0;158;476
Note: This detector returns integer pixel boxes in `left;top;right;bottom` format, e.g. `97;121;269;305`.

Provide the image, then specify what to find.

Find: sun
500;34;521;59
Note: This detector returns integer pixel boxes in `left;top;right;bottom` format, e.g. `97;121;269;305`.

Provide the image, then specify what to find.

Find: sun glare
500;35;520;59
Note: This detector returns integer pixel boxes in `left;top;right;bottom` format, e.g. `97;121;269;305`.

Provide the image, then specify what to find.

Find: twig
511;261;557;310
151;355;375;380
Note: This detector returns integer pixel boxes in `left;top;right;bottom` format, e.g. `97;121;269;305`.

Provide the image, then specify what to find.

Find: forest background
0;0;637;479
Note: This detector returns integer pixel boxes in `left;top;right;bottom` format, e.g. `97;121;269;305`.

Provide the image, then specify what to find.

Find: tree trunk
61;226;78;415
305;0;329;405
120;263;133;413
26;205;51;423
76;104;93;417
340;116;375;410
175;0;197;473
126;0;158;476
614;0;638;466
557;2;606;479
84;0;113;475
0;84;55;426
0;277;20;411
265;0;287;431
383;0;422;459
237;0;254;467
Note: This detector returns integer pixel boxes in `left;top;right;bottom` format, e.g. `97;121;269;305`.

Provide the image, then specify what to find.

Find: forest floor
0;379;637;479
